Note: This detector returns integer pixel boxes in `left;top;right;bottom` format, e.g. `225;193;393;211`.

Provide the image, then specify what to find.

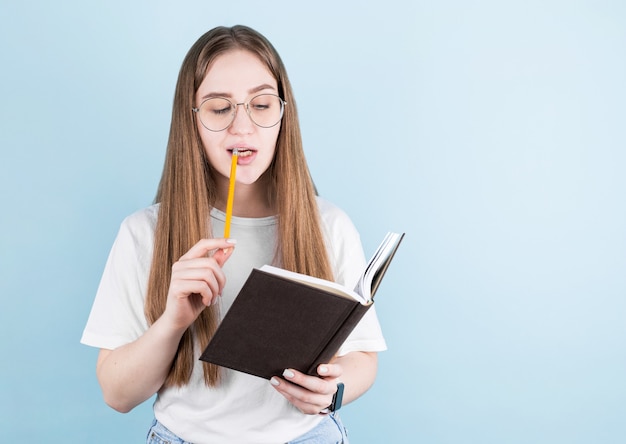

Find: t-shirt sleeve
80;212;154;350
317;198;388;356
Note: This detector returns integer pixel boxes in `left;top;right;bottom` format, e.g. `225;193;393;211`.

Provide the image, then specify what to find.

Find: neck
215;173;274;218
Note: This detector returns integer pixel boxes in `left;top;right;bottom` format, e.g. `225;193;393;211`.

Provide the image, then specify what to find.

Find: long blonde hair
145;25;333;387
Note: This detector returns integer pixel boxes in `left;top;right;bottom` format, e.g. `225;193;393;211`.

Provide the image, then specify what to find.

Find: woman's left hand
270;363;342;415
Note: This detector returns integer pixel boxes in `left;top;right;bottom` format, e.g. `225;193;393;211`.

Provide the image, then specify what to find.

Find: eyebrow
200;83;277;100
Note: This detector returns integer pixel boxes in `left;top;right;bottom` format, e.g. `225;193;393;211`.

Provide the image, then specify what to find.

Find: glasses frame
192;93;287;132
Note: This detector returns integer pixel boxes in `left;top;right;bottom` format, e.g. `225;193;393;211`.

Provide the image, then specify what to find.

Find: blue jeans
287;413;349;444
146;413;349;443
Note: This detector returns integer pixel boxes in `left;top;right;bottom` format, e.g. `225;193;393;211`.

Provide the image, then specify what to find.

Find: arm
332;351;378;404
270;351;378;415
96;317;186;412
96;239;235;413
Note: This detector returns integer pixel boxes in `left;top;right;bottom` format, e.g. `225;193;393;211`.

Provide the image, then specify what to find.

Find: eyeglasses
192;94;287;132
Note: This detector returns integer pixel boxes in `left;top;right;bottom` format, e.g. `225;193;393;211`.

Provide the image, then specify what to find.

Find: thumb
212;239;237;267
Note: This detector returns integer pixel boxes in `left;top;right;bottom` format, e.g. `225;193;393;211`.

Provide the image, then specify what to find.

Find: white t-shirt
81;196;387;444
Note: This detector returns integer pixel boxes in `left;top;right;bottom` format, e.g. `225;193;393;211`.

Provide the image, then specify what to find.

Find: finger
270;376;332;415
212;240;237;267
169;262;226;303
317;363;342;379
173;274;222;304
179;238;235;261
281;368;336;396
172;257;228;290
169;279;214;302
172;257;226;280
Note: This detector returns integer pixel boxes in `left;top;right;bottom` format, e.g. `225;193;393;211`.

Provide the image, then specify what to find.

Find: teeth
234;149;253;157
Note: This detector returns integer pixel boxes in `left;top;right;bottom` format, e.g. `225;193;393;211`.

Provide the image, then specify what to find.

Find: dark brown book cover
199;269;372;380
199;232;404;380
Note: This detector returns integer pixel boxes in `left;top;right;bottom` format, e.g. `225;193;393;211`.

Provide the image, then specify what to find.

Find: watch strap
329;382;345;412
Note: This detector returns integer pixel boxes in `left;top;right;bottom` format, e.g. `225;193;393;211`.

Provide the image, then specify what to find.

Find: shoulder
113;204;160;257
119;204;159;235
315;196;365;284
122;203;159;228
315;196;357;234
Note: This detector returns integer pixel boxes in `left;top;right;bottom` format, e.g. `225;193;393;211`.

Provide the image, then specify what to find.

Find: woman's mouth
231;148;254;158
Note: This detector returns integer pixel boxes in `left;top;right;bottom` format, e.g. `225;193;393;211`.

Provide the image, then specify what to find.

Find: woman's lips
229;146;255;155
230;147;256;165
234;149;254;158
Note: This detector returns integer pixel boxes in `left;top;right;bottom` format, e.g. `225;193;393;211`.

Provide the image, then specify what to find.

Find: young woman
81;25;386;444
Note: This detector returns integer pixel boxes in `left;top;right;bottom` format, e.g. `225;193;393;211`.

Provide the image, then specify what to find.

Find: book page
258;265;368;305
354;232;405;302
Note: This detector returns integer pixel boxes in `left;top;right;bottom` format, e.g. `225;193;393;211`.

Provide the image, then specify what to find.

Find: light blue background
1;1;625;442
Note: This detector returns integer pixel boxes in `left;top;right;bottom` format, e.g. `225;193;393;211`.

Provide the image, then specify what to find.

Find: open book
200;232;405;380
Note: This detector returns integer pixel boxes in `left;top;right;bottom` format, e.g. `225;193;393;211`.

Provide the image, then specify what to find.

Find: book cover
199;232;404;380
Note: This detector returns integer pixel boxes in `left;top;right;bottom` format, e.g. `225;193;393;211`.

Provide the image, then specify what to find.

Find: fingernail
283;369;295;379
270;377;280;386
318;365;328;374
226;238;237;244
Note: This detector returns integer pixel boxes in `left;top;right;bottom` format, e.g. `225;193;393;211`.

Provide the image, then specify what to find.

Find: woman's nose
228;103;254;134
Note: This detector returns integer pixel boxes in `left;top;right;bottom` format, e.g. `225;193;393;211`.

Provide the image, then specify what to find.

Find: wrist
154;312;190;341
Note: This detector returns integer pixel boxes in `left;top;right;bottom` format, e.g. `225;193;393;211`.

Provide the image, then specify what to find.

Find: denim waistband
146;419;193;444
146;412;349;444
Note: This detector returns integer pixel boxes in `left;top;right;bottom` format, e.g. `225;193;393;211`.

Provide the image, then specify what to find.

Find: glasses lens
248;94;285;128
198;98;234;131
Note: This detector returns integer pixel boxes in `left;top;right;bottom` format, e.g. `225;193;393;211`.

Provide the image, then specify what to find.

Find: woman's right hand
97;238;236;413
161;238;236;331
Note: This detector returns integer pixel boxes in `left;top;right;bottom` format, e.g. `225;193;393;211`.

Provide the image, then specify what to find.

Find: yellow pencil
224;149;238;238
